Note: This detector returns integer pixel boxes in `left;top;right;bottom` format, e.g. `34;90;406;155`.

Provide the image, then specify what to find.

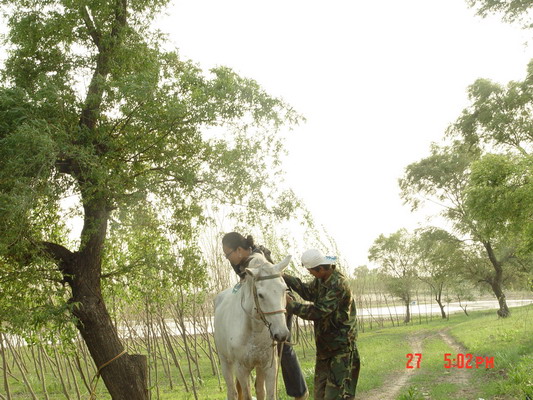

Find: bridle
240;271;286;340
251;272;290;378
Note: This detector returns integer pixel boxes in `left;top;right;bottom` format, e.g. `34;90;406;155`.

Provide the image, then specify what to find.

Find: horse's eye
258;293;264;299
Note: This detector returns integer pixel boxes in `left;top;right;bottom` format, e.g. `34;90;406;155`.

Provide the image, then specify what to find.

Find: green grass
449;306;533;399
355;330;412;392
397;336;461;399
392;305;533;400
2;304;532;399
398;385;426;400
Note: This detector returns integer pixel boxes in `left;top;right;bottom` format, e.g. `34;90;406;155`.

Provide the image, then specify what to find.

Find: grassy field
3;304;532;399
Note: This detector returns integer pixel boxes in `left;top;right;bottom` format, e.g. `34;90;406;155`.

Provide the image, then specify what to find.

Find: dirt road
359;330;478;400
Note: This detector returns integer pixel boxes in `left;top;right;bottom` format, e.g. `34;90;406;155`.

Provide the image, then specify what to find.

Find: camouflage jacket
284;268;357;359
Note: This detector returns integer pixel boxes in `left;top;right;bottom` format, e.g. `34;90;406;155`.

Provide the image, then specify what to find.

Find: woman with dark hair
221;232;309;400
222;232;274;279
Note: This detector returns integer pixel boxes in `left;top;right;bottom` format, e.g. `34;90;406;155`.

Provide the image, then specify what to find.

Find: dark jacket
284;268;357;359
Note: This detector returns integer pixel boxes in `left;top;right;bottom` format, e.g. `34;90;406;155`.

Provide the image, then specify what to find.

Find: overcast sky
0;2;529;272
157;0;532;269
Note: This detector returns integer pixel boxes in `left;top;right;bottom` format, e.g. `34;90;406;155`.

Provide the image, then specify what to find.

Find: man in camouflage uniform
284;249;360;400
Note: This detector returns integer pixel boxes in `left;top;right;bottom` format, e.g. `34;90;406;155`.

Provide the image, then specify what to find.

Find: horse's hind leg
220;359;238;400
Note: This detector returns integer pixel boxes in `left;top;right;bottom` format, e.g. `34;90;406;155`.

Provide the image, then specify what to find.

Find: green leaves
466;153;533;253
450;61;533;154
444;60;533;253
0;0;306;343
368;230;418;307
399;141;480;216
0;88;65;260
467;0;533;28
369;229;418;278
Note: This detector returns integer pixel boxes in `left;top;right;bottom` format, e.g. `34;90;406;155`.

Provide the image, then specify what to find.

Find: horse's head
245;254;291;343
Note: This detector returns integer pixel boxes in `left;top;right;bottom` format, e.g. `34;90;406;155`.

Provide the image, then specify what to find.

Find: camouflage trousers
314;348;360;400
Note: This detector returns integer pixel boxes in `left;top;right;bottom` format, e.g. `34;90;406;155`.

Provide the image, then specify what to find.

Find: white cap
301;249;337;269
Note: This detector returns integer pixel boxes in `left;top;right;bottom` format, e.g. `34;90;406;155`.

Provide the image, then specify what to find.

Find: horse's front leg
219;358;238;400
235;364;253;400
255;367;266;400
261;362;279;400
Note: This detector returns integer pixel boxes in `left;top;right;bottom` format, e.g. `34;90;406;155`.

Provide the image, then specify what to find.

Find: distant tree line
367;0;533;319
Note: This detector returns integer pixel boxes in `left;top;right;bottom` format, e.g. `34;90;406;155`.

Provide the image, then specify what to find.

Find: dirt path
360;333;427;400
359;330;476;400
436;330;477;399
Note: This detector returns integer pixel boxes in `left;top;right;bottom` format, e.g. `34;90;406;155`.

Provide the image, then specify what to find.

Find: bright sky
158;0;532;269
2;1;529;270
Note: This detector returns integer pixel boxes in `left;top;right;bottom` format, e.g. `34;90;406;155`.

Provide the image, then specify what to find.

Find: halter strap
254;273;282;281
251;273;286;331
261;309;286;315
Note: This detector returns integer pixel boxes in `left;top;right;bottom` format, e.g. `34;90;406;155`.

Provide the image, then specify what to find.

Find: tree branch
41;242;76;284
80;6;101;49
482;240;503;272
79;0;128;137
111;0;128;38
41;242;74;265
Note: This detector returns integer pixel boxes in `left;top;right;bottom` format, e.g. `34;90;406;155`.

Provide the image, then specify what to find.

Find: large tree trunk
483;241;511;318
74;201;148;398
72;282;148;398
45;200;148;398
70;260;148;398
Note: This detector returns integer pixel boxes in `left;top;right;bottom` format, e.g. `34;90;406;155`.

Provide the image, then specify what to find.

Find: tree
466;0;533;28
450;61;533;255
450;60;533;309
400;141;515;317
368;229;419;323
447;279;477;316
0;1;300;397
451;60;532;155
352;265;371;300
414;227;466;319
466;153;533;255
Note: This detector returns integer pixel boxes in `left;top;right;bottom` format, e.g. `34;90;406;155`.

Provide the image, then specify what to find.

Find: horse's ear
274;255;292;273
245;268;256;278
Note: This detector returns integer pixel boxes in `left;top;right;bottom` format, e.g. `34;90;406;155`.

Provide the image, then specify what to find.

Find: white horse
214;253;291;400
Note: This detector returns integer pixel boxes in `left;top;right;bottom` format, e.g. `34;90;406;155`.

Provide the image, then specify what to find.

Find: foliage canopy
0;0;302;337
